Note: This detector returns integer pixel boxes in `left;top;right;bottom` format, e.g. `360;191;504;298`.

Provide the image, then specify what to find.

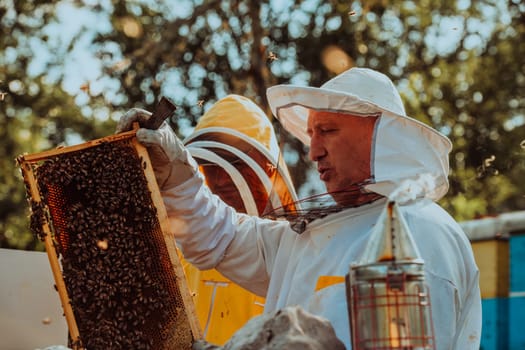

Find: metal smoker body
346;201;435;350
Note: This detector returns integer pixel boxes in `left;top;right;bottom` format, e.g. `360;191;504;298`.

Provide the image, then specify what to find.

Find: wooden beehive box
17;127;201;349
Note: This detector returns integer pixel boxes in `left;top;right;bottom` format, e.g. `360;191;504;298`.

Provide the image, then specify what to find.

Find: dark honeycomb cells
31;140;193;349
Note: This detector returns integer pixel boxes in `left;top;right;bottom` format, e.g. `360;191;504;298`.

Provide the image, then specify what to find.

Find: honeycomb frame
17;127;202;349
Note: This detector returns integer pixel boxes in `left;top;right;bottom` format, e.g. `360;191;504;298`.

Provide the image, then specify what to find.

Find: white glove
116;108;198;189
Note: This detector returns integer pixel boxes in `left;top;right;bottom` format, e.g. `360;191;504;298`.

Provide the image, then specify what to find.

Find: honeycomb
18;132;201;349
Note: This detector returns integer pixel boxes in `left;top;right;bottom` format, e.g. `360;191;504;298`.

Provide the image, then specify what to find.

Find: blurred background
1;0;524;250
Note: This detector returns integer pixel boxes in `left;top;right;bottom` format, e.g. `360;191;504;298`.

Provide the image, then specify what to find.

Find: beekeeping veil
266;67;452;202
183;94;299;216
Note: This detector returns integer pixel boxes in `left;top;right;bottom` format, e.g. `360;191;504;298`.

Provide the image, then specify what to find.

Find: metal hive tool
17;126;202;349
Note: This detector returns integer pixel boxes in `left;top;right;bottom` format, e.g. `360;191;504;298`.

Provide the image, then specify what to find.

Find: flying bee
80;82;90;94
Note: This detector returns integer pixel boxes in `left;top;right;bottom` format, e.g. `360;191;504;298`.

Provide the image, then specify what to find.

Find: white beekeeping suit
117;68;481;349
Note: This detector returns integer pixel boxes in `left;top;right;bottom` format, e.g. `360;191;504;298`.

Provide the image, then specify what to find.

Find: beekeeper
180;94;299;344
117;67;481;349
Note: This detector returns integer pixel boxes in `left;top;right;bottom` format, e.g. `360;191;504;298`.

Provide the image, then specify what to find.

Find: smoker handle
142;96;177;130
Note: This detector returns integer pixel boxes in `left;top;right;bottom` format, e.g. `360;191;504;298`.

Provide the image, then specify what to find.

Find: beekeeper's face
307;110;378;204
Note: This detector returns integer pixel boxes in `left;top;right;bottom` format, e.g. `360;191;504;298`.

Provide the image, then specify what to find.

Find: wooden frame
17;126;202;349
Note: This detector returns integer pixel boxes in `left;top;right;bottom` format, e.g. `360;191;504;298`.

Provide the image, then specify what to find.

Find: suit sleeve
161;173;289;296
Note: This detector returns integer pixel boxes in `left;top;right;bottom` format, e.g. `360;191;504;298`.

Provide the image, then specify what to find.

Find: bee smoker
345;201;435;350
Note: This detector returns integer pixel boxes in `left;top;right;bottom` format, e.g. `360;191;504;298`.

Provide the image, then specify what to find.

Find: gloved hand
116;108;198;189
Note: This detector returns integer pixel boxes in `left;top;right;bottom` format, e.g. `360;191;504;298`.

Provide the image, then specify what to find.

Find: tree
0;0;120;249
1;0;524;249
88;0;525;219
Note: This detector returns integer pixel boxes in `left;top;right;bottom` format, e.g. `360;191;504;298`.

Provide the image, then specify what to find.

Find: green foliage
1;0;524;249
0;1;117;249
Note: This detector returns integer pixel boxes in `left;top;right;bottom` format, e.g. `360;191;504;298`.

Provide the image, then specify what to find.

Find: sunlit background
2;0;524;246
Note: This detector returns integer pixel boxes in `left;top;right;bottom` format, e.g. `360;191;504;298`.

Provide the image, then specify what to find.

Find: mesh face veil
267;67;452;204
